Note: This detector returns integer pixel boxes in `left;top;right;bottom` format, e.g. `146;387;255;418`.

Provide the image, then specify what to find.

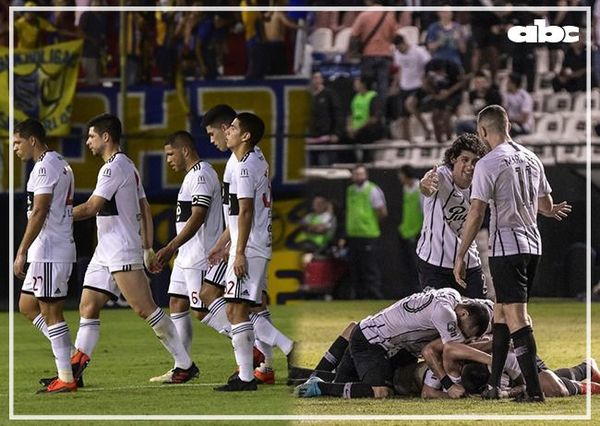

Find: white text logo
507;19;579;43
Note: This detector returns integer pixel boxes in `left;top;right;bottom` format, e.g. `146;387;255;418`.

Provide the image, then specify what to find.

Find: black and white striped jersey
359;288;465;358
175;160;222;269
471;141;551;257
26;151;75;263
417;165;480;269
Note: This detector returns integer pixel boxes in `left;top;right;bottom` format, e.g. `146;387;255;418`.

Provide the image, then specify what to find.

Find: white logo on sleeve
507;19;579;43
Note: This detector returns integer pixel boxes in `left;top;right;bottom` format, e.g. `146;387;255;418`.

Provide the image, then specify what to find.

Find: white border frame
8;4;592;421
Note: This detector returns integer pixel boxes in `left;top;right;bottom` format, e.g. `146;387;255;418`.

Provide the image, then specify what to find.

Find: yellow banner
0;39;83;136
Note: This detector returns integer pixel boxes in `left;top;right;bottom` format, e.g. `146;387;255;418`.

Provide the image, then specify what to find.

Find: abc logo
507;19;579;43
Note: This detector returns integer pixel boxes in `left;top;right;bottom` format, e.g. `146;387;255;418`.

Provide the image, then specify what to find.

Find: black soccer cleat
214;375;258;392
481;384;501;400
168;362;199;384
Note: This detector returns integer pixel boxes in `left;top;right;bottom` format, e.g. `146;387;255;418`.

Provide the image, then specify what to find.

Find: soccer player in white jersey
71;113;198;384
294;287;490;399
453;105;571;402
146;131;222;383
13;119;78;393
202;105;294;385
417;133;488;298
212;112;274;391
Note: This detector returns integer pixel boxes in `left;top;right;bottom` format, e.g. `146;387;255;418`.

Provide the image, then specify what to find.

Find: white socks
48;321;74;383
250;310;294;355
231;322;255;382
202;297;232;337
74;317;100;357
147;308;192;369
170;311;193;356
32;313;50;340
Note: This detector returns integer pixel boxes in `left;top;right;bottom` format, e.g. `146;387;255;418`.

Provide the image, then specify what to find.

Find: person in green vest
291;195;337;256
343;164;387;299
346;76;385;162
397;165;424;295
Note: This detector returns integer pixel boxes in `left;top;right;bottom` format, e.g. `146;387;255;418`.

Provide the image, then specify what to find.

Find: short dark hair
443;133;488;167
165;130;197;151
508;72;523;87
461;362;490;394
201;104;237;128
87;113;122;143
477;104;509;134
14;118;45;141
462;302;491;338
393;34;405;45
236;112;265;146
399;164;417;179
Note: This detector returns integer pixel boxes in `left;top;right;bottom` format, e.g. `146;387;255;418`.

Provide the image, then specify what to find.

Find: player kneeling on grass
294;287;489;398
14;119;78;394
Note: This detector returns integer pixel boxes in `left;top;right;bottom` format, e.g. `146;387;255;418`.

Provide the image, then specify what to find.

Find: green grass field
1;299;599;425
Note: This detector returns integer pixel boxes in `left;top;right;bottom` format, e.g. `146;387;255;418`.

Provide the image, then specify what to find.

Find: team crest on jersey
103;168;112;177
447;321;458;338
38;167;46;176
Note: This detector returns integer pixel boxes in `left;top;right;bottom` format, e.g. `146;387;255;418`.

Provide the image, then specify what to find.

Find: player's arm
234;197;253;278
139;197;153;250
155;205;208;266
14;194;51;279
453;199;487;288
208;227;231;265
443;341;492;369
538;193;571;221
420;165;439;197
421;384;449;399
72;194;106;221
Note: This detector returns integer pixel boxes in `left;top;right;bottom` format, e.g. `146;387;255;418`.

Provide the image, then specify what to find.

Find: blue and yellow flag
0;39;83;136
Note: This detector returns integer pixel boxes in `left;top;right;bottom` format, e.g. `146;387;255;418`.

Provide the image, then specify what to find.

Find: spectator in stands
503;72;534;137
552;35;587;93
15;1;76;49
155;9;178;85
455;70;502;135
307;71;344;166
311;10;357;34
425;9;466;66
390;34;431;143
350;0;397;107
416;57;465;143
78;2;106;86
505;8;541;92
290;195;337;256
343;164;387;300
469;8;505;82
195;11;236;80
48;1;75;45
347;76;385;162
397;165;423;295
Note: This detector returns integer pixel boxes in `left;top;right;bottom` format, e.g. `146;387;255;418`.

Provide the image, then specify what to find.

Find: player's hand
447;383;466;399
543;201;572;221
155;244;175;269
233;253;247;279
453;257;467;289
208;244;224;266
420;165;439;196
13;253;26;280
143;248;157;272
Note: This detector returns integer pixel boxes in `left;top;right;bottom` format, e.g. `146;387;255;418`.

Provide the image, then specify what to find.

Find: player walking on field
70;113;198;384
13;119;78;393
453;104;571;402
147;130;222;383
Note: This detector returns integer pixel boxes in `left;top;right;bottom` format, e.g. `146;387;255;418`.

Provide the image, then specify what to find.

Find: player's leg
554;358;600;383
314;321;356;371
200;261;231;336
112;268;197;381
167;264;193;355
19;283;49;340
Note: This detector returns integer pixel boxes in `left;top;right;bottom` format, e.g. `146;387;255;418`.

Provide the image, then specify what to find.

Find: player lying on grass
293;287;490;398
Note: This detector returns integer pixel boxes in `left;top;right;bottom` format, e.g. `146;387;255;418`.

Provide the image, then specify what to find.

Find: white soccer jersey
359;287;465;357
228;149;272;259
26;151;76;263
174;160;223;269
471;141;551;257
92;152;146;266
417;165;481;269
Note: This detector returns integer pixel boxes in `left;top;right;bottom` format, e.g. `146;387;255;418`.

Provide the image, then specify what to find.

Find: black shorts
335;327;392;387
396;88;420;117
416;257;486;298
489;254;540;303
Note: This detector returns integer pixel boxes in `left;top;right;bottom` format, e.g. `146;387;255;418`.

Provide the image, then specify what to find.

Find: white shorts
223;256;268;305
168;263;207;311
82;262;144;301
22;262;72;299
204;260;227;288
